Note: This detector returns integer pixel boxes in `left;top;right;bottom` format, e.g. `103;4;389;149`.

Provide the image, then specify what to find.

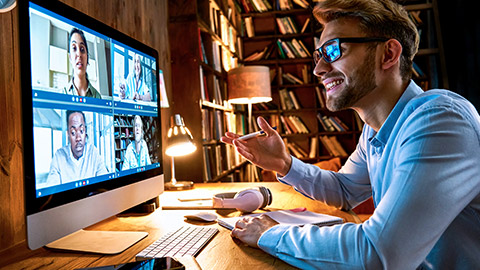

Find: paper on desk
217;209;343;230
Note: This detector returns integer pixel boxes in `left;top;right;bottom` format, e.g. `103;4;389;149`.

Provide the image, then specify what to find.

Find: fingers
234;217;248;229
233;140;254;160
231;217;249;239
231;227;244;239
257;117;276;136
221;132;241;145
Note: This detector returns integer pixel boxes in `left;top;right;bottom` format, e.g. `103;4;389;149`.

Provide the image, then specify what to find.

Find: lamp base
165;181;195;191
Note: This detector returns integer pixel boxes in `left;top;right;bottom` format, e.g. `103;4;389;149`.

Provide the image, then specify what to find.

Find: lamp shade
227;66;272;104
165;114;196;157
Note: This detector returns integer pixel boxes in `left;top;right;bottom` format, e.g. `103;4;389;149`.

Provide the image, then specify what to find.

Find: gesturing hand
220;117;292;176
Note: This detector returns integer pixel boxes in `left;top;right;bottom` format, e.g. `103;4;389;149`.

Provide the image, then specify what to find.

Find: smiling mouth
324;79;344;92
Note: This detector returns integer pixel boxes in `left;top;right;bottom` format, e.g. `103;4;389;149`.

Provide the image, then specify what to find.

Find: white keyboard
135;226;218;259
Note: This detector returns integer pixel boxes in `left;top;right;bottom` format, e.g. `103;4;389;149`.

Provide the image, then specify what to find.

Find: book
288;90;301;109
217;209;343;230
309;136;318;158
245;17;255;37
292;0;309;9
300;17;310;33
278;88;295;110
286;141;305;158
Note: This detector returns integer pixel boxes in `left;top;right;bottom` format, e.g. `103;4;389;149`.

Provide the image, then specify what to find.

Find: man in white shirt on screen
46;110;108;186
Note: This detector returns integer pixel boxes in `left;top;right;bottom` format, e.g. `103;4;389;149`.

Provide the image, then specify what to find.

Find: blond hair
313;0;419;81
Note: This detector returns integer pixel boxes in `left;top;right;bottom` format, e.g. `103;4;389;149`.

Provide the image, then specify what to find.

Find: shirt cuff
258;224;291;255
277;156;307;186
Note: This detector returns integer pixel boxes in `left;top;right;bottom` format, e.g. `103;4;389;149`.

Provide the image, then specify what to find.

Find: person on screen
119;53;151;101
46;111;108;186
122;115;151;170
221;0;480;268
63;28;102;99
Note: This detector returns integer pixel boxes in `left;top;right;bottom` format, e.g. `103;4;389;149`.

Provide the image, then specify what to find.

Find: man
122;115;151;170
46;111;108;186
221;0;480;268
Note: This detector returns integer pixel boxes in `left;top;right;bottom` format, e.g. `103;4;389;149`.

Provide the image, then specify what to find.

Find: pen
238;126;277;140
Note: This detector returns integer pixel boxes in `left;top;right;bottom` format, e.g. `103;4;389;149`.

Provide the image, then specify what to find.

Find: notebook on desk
217;209;344;230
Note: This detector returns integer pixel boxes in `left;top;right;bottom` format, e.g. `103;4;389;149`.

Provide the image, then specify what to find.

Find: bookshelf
114;114;134;171
238;0;447;163
401;0;448;89
168;0;252;182
239;1;362;163
167;0;446;181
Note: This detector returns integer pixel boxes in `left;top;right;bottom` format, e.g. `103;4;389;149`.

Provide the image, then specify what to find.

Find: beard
326;51;377;112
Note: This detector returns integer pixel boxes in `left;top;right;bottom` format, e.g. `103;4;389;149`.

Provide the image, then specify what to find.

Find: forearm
259;223;382;269
278;157;371;210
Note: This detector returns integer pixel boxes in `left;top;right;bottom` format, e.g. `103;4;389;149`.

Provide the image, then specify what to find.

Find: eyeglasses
313;37;389;64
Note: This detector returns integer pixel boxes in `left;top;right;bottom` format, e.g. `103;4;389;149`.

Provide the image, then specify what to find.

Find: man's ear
381;39;403;70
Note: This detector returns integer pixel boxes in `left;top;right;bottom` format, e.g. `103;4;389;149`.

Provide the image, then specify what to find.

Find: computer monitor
18;0;164;252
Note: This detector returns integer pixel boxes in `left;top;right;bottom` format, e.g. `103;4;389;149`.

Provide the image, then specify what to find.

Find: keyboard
135;226;218;259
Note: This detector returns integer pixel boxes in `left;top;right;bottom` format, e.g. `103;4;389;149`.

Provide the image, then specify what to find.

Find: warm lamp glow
228;97;272;104
165;143;196;157
165;114;196;190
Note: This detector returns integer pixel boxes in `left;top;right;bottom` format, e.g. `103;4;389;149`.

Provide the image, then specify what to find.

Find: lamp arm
170;156;177;185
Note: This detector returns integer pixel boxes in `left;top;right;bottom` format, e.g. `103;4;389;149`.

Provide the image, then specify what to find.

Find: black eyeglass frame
313;37;389;64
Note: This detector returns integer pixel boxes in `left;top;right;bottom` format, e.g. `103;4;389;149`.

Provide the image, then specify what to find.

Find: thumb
257;116;276;136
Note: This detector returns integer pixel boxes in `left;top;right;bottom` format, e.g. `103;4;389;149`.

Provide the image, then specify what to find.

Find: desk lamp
165;114;197;190
228;66;272;132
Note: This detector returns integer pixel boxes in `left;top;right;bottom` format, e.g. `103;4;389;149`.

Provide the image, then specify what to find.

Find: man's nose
313;58;332;78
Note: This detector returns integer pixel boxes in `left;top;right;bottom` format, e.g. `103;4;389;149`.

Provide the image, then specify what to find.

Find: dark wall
438;0;480;111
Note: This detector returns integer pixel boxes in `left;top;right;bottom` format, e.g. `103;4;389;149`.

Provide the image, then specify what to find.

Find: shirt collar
69;78;94;96
369;80;424;147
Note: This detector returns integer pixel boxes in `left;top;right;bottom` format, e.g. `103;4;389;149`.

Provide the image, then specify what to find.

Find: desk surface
0;182;359;270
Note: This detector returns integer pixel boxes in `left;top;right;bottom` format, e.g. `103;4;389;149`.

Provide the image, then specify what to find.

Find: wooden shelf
169;0;256;182
240;3;361;162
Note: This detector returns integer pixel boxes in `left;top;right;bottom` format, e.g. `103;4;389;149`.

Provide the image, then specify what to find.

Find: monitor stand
46;229;148;254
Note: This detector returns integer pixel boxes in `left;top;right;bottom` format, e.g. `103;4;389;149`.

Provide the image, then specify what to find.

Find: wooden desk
0;182;359;270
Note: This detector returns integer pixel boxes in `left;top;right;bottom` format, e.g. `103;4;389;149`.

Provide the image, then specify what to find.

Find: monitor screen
20;0;164;250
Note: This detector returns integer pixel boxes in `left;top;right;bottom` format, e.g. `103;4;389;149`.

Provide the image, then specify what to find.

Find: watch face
0;0;16;13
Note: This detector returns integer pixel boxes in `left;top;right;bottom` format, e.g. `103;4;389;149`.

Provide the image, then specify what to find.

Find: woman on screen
64;28;102;99
119;53;151;101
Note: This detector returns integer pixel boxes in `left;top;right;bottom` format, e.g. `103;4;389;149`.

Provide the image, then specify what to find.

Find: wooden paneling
0;1;172;252
0;6;24;252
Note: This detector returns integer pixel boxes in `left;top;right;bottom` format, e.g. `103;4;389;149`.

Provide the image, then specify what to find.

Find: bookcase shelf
167;0;446;180
237;0;446;163
401;0;448;89
169;0;254;182
239;0;361;163
114;114;134;171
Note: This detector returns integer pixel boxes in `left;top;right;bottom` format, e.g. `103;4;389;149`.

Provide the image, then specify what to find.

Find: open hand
221;117;292;176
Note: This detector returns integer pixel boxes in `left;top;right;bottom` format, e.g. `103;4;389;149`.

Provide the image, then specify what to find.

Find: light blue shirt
46;142;108;187
122;139;151;170
124;72;149;100
259;81;480;269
